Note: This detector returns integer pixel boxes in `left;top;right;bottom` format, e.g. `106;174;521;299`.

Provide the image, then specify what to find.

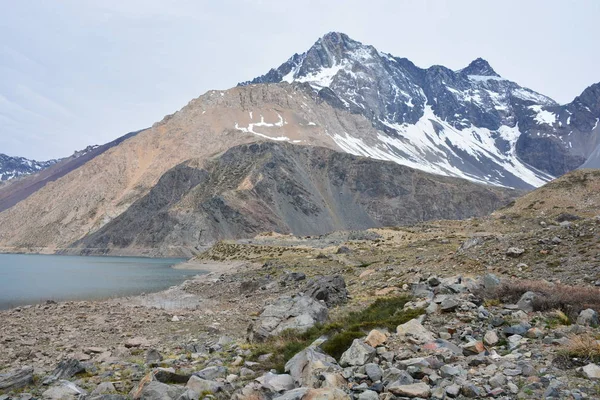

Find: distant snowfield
329;106;550;188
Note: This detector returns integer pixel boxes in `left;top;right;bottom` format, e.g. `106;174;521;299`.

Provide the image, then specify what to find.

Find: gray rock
193;365;227;381
273;388;310;400
483;273;501;291
582;363;600;379
304;275;348;307
506;247;525;257
339;339;376;367
249;295;328;342
445;384;461;398
489;373;506;388
43;359;86;385
89;396;128;400
383;368;414;386
256;372;295;392
440;298;459;312
516;291;537;312
440;365;462;378
576;309;599;326
42;381;87;400
0;366;34;390
282;272;306;282
387;382;431;398
358;390;379;400
285;345;341;387
145;349;163;364
364;363;383;382
396;319;435;343
91;382;117;396
186;376;222;395
483;330;499;346
461;383;483;398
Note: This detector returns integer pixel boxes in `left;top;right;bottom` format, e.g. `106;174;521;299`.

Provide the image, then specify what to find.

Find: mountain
67;142;516;257
242;32;600;188
0;83;517;255
580;142;600;169
1;32;598;255
0;154;58;182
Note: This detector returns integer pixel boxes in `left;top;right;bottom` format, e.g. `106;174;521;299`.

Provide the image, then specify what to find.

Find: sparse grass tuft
558;334;600;364
249;295;423;372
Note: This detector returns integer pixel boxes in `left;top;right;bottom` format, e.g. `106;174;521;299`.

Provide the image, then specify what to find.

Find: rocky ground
1;203;600;399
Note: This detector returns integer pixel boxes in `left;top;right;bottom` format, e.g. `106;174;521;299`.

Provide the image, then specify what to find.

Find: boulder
193;366;227;381
249;295;328;342
339;339;376;367
285;345;341;387
0;366;34;390
42;381;87;400
255;372;295;392
516;291;537;312
396;319;435;343
387;382;431;398
577;309;599;326
49;359;86;380
186;375;222;394
482;274;501;291
304;275;348;307
364;363;383;382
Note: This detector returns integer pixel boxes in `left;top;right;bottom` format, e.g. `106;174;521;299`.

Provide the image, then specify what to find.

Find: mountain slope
0;134;139;213
242;32;600;187
68;142;517;257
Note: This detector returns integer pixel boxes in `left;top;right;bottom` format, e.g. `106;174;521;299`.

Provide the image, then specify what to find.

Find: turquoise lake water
0;254;200;309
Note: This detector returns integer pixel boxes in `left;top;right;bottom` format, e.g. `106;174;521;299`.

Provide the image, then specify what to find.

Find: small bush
482;279;600;319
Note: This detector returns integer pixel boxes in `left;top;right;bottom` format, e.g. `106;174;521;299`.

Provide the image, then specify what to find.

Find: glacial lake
0;254;200;309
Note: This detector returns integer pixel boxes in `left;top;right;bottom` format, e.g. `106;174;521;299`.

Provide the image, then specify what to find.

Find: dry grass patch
555;334;600;368
483;279;600;319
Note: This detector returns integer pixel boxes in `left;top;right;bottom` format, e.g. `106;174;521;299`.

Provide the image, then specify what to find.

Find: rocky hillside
1;170;600;398
243;32;600;187
68;142;516;257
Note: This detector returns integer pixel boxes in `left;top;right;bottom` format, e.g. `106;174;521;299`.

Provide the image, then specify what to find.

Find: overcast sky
1;0;599;160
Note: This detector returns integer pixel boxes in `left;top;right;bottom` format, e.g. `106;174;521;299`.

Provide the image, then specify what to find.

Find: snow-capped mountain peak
459;57;500;77
241;32;600;189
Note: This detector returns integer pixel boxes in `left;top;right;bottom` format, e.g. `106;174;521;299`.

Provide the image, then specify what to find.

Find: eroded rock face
248;296;328;342
0;366;34;391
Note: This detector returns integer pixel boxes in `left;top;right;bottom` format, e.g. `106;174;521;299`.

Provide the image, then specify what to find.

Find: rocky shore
1;210;600;399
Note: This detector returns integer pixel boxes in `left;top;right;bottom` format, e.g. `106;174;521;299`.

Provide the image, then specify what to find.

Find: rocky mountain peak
460;57;499;77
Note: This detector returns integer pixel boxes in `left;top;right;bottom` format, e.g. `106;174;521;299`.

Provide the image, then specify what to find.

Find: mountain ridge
241;32;600;186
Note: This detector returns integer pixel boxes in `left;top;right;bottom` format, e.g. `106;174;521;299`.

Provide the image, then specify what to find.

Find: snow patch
529;105;556;125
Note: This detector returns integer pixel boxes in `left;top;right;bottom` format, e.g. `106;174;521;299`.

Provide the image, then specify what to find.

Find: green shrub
249;295;424;372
